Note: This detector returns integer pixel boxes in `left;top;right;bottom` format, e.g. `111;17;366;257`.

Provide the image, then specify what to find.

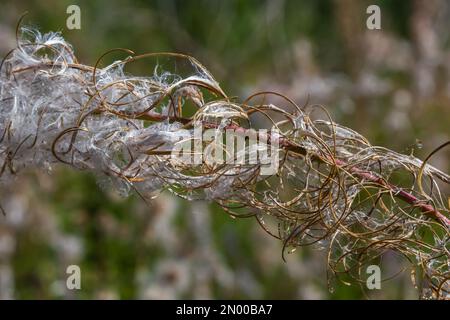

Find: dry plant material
1;28;449;299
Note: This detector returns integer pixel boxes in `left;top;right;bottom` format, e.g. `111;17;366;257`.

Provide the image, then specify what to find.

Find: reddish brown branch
150;113;449;228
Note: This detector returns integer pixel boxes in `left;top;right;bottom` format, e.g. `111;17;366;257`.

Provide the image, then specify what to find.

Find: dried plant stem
173;117;450;228
1;29;449;299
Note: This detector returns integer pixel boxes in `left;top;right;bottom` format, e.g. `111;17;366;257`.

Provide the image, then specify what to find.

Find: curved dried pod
0;28;449;299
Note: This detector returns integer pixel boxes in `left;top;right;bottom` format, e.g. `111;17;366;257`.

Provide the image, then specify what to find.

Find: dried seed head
1;28;449;299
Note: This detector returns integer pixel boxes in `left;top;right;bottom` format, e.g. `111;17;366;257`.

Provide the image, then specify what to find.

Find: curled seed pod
1;28;449;299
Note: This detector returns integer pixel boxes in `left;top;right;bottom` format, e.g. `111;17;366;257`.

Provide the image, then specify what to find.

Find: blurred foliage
0;0;449;299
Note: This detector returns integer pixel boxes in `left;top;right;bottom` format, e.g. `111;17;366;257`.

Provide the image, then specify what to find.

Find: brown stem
154;115;449;228
337;160;450;228
8;62;450;228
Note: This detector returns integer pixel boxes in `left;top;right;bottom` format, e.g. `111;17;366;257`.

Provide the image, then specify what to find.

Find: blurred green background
0;0;449;299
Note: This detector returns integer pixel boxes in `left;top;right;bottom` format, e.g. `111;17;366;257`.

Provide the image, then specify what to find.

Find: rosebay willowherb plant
1;28;449;299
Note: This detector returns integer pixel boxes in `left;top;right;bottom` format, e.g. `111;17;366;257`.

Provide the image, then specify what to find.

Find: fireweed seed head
0;28;449;299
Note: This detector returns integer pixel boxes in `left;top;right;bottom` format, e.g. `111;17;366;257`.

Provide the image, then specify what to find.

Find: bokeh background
0;0;449;299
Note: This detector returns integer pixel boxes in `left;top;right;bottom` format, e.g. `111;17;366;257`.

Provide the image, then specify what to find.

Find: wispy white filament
1;28;449;299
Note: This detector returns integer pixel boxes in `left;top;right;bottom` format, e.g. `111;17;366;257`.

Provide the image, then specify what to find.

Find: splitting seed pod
1;28;449;299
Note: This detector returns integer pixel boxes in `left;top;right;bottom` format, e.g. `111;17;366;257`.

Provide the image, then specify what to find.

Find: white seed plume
1;28;449;299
